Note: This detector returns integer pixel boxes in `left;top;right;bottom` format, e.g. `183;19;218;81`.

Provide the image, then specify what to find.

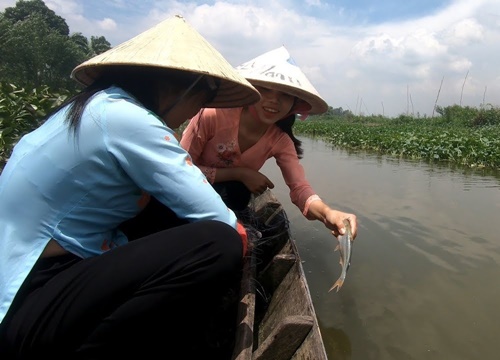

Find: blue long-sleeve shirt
0;86;237;323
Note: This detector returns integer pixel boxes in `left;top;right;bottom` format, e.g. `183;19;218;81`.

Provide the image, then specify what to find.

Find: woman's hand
308;200;358;239
239;168;275;195
323;209;357;239
214;167;274;195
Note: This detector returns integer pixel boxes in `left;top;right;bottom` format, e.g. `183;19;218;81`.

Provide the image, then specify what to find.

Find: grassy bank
295;109;500;170
2;81;499;171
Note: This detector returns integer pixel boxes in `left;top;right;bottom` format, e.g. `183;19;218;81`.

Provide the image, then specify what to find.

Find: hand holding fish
329;219;354;293
306;202;357;239
303;201;357;292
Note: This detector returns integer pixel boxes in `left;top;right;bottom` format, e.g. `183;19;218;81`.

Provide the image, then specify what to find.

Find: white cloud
97;18;117;32
308;0;500;115
2;0;500;116
443;18;484;46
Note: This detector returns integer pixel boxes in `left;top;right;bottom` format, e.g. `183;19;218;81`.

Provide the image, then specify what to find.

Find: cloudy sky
2;0;500;117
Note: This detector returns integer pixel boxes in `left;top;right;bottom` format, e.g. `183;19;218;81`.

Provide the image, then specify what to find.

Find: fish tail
328;277;344;293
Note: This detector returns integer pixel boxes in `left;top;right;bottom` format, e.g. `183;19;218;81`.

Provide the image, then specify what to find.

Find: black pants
0;212;243;359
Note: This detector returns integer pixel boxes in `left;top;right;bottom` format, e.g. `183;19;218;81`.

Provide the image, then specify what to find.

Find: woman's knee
194;220;243;268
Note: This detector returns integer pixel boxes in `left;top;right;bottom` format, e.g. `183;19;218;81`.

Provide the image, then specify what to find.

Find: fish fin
328;278;344;293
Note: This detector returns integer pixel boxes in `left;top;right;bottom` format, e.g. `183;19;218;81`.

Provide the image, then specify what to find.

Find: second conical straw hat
71;15;260;108
236;46;328;114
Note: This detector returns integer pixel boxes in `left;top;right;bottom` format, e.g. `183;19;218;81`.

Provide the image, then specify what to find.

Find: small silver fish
329;219;353;292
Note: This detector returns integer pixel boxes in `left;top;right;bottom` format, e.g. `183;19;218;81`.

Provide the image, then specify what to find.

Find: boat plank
253;315;313;360
257;253;296;292
231;190;328;360
258;264;311;341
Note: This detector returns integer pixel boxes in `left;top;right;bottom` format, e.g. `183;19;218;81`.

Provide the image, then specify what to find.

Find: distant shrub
434;104;500;127
471;105;500;126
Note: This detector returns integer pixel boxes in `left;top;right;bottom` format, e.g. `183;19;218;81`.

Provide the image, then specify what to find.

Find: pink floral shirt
180;107;321;216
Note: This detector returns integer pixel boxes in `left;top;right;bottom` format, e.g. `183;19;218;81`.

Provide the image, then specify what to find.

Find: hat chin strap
160;74;204;120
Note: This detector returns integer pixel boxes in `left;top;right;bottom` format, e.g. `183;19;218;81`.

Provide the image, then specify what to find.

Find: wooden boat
120;190;327;359
228;190;328;360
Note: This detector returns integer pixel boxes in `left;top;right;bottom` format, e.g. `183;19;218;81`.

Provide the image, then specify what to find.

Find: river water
261;136;500;360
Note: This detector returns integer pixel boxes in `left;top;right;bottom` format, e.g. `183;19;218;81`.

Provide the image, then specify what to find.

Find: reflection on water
261;137;500;360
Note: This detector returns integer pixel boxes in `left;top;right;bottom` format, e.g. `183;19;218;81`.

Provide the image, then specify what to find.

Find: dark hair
47;66;217;133
275;113;303;159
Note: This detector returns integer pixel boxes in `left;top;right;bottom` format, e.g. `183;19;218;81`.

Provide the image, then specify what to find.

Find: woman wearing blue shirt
0;15;259;358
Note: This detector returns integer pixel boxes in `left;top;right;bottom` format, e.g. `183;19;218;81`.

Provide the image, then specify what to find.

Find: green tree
0;15;10;77
70;32;90;55
0;0;112;91
89;35;112;56
70;33;111;57
0;14;83;91
3;0;69;35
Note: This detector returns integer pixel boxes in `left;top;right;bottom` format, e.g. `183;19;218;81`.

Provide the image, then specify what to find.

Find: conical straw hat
236;46;328;114
71;15;260;108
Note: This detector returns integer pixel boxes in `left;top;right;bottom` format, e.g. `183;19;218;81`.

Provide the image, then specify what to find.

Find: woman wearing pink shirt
181;46;358;239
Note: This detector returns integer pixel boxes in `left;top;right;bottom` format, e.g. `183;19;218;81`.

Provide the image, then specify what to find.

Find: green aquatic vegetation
295;118;500;169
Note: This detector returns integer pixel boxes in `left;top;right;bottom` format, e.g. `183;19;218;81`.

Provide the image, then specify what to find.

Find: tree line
0;0;111;93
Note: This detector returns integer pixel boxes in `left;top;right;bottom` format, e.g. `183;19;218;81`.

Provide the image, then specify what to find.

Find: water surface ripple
262;136;500;360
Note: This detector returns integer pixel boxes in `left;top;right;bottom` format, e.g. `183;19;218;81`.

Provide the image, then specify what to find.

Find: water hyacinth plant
295;107;500;170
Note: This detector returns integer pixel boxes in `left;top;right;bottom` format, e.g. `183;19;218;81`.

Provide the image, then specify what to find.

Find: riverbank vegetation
1;1;499;172
0;83;70;170
296;105;500;170
2;82;499;171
